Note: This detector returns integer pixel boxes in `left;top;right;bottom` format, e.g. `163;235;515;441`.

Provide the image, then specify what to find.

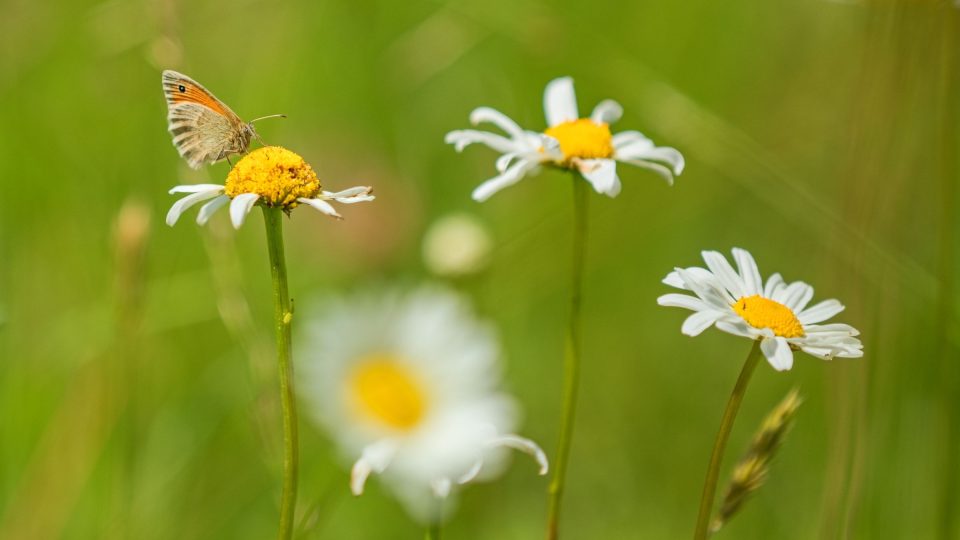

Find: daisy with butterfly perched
161;70;375;540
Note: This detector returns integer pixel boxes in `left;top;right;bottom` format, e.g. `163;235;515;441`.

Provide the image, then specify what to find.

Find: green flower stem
694;340;763;540
425;523;441;540
546;174;589;540
262;206;299;540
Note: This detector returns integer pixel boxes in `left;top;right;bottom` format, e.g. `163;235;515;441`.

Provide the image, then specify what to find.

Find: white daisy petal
166;187;224;226
760;336;794;371
701;251;745;299
430;478;453;498
732;248;763;296
544;76;579;127
620;158;676;185
322;186;375;204
228;193;260;229
590;99;623;124
487;434;549;475
472;160;536;202
612;130;653;148
168;183;225;194
783;282;814;312
681;310;722;336
444;130;524;154
657;293;710;311
196;194;230;225
577;159;621;197
763;273;785;298
617;144;685;175
715;319;756;338
798;299;845;325
298;197;342;219
470;107;527;141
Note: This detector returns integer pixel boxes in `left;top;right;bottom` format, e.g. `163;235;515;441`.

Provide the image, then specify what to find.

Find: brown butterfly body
162;70;281;169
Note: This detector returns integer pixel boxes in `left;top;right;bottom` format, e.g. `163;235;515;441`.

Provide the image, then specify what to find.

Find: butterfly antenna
247;114;285;147
248;114;287;124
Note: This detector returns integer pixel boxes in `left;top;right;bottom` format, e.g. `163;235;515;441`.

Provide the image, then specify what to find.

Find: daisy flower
299;286;547;523
165;146;374;228
445;76;684;202
658;248;863;371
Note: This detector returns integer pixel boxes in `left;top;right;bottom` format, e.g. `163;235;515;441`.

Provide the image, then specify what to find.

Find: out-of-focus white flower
445;76;684;201
299;286;547;523
658;248;863;371
421;213;493;277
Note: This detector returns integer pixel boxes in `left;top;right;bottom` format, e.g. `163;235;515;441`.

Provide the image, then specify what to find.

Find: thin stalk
425;523;441;540
546;174;588;540
262;206;299;540
694;341;762;540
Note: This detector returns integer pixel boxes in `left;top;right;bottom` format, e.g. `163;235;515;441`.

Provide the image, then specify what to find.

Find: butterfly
162;70;285;169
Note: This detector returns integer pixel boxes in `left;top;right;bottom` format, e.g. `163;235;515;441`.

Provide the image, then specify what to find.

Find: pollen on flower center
349;354;428;431
224;146;321;207
732;295;805;338
543;118;614;162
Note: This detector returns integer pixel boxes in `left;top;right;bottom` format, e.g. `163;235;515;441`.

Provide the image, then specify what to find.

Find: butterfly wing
162;70;250;169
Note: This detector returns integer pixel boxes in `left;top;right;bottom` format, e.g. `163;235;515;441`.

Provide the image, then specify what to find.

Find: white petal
763;273;785;298
322;186;375;204
444;130;524;154
350;441;396;496
166;188;224;226
196;194;230;225
657;293;709;311
457;459;485;485
715;319;756;339
543;76;579;127
619;158;676;185
229;193;260;229
590;99;622;124
803;323;859;336
798;299;845;325
760;336;794;371
701;251;745;299
616;144;684;175
577;159;621;197
471;160;536;202
783;281;813;313
662;271;687;289
430;478;453;498
350;458;373;496
168;183;224;194
732;248;763;296
487;434;549;475
470;106;527;141
612;130;653;147
299;197;342;219
681;310;721;336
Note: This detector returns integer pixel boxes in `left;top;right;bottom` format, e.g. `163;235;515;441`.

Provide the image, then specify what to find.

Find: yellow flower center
732;295;805;338
348;354;428;431
543;119;614;162
224;146;321;207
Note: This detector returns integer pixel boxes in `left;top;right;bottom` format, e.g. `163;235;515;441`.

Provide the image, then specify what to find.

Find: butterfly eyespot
178;85;186;92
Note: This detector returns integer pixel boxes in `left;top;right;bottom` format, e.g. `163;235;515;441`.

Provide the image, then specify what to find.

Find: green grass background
0;0;957;538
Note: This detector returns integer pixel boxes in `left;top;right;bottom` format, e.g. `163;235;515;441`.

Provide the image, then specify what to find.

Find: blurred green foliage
0;0;957;538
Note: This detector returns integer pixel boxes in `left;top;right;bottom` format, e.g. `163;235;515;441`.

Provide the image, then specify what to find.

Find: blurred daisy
165;146;374;228
299;286;547;523
658;248;863;371
421;213;493;277
445;76;684;201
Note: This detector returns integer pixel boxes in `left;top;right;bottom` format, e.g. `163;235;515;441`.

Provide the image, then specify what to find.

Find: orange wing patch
167;82;231;117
